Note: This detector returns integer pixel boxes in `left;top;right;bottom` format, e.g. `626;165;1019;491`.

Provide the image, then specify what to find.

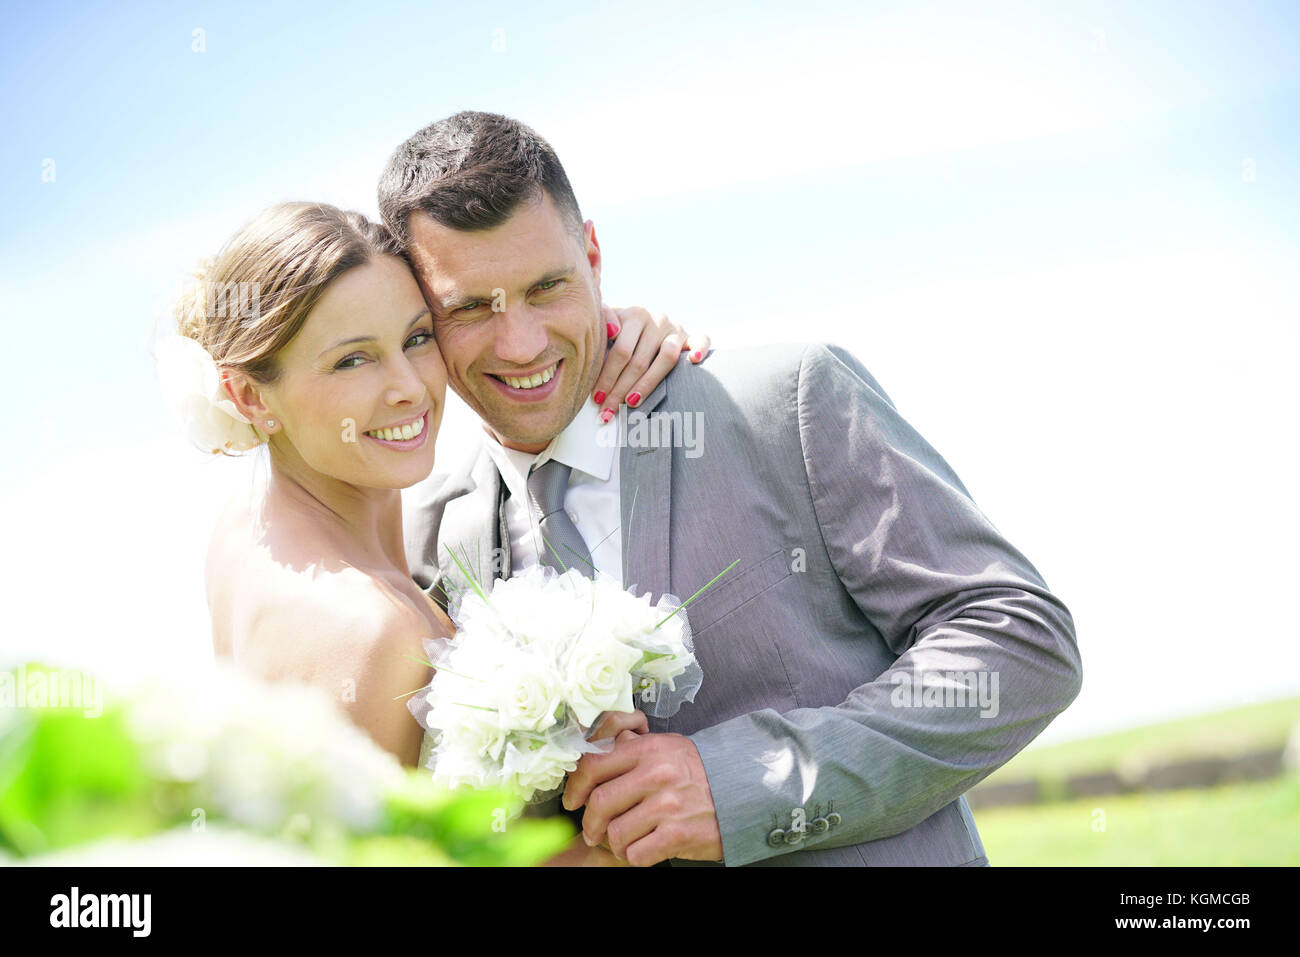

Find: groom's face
405;193;603;454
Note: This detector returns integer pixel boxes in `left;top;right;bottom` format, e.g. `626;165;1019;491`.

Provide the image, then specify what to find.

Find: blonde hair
174;202;401;384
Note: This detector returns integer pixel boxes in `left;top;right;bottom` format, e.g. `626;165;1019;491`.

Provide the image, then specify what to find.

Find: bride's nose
383;353;426;406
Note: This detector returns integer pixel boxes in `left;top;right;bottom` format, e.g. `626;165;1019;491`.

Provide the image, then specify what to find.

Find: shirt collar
481;398;618;501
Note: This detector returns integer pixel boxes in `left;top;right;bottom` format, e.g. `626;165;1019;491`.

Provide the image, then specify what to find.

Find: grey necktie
525;460;594;575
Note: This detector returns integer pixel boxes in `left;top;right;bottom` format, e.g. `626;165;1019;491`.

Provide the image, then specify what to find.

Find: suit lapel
619;378;672;602
435;449;505;610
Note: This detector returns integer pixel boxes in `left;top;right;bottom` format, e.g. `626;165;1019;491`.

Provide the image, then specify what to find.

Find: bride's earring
265;419;277;430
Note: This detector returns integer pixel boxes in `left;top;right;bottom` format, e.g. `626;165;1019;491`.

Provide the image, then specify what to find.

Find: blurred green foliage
0;664;572;866
0;686;158;856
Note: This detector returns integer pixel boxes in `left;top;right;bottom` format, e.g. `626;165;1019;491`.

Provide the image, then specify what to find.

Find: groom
380;111;1082;866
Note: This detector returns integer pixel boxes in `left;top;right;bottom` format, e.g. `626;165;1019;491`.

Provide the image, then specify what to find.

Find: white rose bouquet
407;561;724;816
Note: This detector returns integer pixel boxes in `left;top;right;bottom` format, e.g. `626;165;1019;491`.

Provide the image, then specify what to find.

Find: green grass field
973;773;1300;865
977;695;1300;794
967;694;1300;865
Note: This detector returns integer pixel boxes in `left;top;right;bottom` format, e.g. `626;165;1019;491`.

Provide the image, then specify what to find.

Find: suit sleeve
687;343;1083;866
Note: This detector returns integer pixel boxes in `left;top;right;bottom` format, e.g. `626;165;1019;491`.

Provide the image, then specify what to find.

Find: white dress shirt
481;398;624;586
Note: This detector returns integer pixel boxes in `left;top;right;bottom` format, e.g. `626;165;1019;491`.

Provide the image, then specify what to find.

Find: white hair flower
153;335;264;454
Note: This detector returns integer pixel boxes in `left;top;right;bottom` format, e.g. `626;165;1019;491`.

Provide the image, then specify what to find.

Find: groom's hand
562;732;723;866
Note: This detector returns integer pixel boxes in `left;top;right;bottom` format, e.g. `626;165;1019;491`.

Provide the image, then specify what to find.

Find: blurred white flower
126;664;404;835
153;335;263;454
22;825;328;867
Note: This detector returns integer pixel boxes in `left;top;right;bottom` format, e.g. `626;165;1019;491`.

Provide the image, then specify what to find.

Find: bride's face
261;255;447;490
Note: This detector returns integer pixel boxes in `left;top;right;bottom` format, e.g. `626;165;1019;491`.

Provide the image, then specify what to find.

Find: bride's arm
339;608;436;768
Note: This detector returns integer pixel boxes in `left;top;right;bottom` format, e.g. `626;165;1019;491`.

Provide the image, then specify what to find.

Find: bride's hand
591;306;709;419
587;708;649;742
541;711;647;866
542;834;630;866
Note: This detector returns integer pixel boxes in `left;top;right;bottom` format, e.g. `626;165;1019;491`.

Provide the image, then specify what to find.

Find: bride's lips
363;410;430;451
486;360;562;404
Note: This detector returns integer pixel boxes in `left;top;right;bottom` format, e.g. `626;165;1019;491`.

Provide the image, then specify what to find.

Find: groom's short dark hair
377;111;585;249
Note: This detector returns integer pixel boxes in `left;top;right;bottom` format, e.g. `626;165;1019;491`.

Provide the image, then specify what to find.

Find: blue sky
2;0;1298;744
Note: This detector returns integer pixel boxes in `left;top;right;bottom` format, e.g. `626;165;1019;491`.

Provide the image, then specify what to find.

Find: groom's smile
405;192;605;454
488;358;561;397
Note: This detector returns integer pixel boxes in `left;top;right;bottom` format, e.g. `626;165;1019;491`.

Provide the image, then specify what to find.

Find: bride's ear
221;368;277;432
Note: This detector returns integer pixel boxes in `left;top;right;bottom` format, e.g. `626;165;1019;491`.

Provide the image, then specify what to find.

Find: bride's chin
366;450;438;490
390;465;436;490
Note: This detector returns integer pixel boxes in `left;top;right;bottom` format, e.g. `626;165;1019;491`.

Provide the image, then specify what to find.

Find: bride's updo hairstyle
175;202;400;385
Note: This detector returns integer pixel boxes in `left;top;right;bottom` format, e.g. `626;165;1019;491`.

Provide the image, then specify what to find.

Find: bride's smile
363;409;428;447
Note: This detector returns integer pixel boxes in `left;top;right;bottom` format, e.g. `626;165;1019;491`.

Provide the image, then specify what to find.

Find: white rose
633;651;694;692
501;735;584;798
563;635;643;728
482;568;595;645
154;335;263;453
648;615;688;655
431;741;498;791
490;657;565;734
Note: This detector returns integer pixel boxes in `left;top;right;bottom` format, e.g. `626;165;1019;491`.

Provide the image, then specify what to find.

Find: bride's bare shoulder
207;502;440;762
206;497;442;678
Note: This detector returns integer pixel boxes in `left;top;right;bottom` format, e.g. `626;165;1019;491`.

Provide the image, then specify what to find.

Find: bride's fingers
589;305;642;413
612;324;689;412
603;310;686;412
589;708;649;741
685;332;711;364
591;307;705;419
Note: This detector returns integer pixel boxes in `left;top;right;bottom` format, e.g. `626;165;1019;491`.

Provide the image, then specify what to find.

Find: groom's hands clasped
564;722;724;866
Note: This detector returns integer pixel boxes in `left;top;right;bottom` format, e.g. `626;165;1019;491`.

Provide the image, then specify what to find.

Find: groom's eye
456;301;484;313
537;279;561;292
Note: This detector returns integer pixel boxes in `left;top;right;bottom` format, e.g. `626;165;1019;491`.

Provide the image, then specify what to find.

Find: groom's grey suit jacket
403;343;1082;866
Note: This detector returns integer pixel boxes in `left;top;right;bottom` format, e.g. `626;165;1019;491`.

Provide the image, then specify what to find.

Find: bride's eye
335;354;366;370
405;329;434;349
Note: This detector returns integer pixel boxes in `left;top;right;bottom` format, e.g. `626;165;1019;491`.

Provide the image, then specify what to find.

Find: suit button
811;817;830;834
827;812;842;828
783;828;803;845
766;828;786;847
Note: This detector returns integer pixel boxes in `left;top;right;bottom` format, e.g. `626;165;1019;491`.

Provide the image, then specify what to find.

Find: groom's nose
492;305;549;366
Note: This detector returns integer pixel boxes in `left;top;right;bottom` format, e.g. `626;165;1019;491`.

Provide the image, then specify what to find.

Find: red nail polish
606;322;619;338
691;351;703;362
600;409;614;424
594;390;606;405
627;392;641;407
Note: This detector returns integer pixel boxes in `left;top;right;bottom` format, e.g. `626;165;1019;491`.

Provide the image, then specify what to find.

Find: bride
158;201;700;852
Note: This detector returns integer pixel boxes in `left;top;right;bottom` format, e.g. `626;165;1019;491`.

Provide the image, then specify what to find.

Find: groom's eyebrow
318;310;430;356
